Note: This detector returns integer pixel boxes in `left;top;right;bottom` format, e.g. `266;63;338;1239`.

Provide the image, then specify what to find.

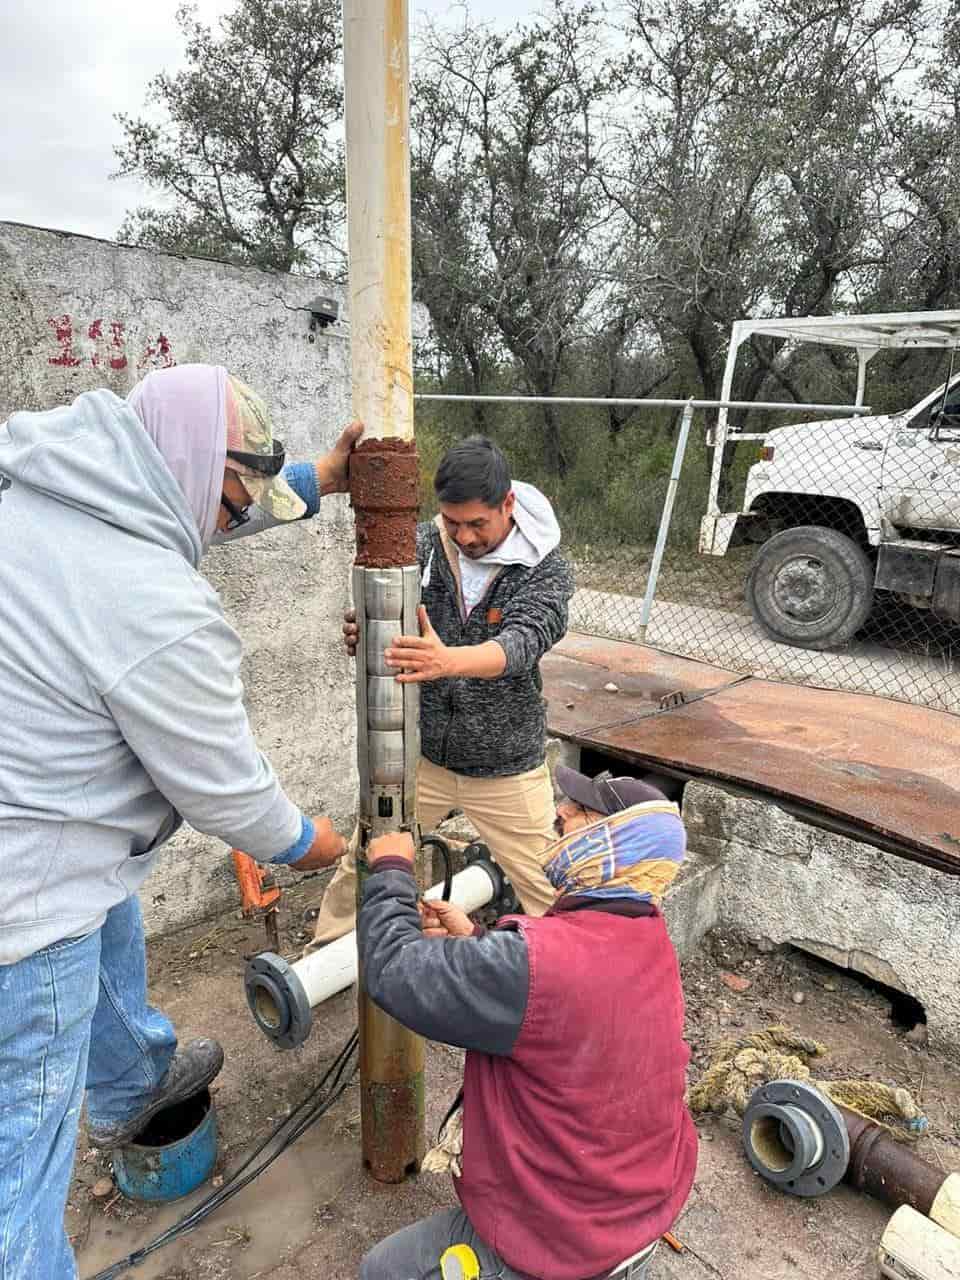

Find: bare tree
608;0;924;409
412;3;615;474
114;0;345;272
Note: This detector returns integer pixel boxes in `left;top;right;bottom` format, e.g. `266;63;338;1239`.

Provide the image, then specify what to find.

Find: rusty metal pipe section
350;440;419;569
349;443;424;1184
840;1105;946;1216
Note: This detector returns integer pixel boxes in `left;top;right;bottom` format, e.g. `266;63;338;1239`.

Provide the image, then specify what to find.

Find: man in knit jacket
311;436;575;941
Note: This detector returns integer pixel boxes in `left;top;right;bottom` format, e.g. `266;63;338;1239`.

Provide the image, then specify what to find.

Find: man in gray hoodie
0;364;353;1280
311;436;575;943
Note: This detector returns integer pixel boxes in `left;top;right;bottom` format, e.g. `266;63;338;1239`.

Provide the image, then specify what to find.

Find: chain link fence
417;385;960;716
566;396;960;715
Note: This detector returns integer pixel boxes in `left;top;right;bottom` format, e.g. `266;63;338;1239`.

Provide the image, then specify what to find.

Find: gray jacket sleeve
358;866;529;1055
496;550;575;676
103;617;302;860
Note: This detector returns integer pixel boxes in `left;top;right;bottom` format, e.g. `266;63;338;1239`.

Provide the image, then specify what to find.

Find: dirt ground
72;882;960;1280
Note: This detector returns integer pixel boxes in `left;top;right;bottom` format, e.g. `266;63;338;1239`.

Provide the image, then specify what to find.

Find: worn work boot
87;1038;225;1149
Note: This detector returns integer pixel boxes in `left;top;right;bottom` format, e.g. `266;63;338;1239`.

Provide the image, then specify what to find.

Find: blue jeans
0;896;176;1280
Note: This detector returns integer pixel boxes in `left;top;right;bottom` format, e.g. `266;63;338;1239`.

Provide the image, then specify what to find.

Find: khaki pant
309;756;557;946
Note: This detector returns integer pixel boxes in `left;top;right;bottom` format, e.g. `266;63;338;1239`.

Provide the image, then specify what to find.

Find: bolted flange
462;842;516;915
743;1079;850;1197
245;952;313;1050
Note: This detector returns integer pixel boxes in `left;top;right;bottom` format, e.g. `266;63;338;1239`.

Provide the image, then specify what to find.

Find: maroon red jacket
358;864;698;1280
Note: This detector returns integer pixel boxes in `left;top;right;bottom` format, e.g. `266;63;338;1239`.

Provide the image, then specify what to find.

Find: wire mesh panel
416;389;960;715
571;402;960;714
566;415;750;652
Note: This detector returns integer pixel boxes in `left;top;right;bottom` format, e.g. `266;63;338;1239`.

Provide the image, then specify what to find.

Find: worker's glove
289;816;347;872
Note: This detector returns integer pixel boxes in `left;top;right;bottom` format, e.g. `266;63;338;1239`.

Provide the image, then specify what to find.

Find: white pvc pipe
933;1174;960;1242
879;1205;960;1280
295;863;497;1008
343;0;413;440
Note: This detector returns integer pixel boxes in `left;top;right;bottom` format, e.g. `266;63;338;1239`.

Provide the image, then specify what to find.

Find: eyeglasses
225;438;286;476
221;493;251;531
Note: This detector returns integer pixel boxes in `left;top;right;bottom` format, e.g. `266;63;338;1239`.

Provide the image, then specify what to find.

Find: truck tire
746;525;874;650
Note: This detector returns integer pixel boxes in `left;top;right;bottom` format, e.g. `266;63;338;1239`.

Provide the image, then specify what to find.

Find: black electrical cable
87;1029;359;1280
418;835;453;901
89;836;450;1280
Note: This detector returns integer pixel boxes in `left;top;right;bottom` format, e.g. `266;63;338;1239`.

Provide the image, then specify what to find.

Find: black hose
418;834;453;900
91;834;454;1278
86;1029;359;1280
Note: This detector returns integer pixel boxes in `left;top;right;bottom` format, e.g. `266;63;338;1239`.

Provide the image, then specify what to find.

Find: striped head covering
541;800;686;906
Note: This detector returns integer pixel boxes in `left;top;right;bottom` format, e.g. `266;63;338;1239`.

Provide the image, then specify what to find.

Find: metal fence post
637;400;695;644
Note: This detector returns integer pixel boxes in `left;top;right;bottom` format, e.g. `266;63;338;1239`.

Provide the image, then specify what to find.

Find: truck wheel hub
772;556;836;622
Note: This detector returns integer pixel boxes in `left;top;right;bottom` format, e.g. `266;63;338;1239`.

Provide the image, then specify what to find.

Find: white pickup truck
700;312;960;650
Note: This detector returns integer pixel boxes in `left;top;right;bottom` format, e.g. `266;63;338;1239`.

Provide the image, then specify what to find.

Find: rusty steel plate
543;636;960;874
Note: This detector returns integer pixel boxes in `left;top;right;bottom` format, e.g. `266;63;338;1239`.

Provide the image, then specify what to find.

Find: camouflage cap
224;375;306;522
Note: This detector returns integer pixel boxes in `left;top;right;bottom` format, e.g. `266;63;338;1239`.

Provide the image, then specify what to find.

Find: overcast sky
0;0;526;242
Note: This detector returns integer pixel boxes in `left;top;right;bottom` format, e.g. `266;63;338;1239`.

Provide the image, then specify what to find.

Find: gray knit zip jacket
416;520;575;777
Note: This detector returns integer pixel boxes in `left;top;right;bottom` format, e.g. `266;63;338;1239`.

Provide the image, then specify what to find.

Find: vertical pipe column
350;458;422;1188
343;0;423;1183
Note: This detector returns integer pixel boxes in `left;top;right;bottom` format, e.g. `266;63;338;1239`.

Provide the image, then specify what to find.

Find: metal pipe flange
743;1079;850;1197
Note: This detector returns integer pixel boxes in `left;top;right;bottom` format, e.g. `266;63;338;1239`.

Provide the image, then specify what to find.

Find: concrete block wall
683;781;960;1055
0;222;426;937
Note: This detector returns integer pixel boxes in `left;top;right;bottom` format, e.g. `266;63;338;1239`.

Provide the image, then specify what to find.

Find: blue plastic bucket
113;1089;218;1203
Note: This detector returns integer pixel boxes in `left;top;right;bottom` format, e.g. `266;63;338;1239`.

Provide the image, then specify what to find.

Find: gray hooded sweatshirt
0;390;303;963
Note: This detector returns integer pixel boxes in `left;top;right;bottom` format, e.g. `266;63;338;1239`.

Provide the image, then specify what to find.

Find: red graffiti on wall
109;321;128;370
47;316;82;367
137;332;175;373
48;316;177;372
88;319;103;367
